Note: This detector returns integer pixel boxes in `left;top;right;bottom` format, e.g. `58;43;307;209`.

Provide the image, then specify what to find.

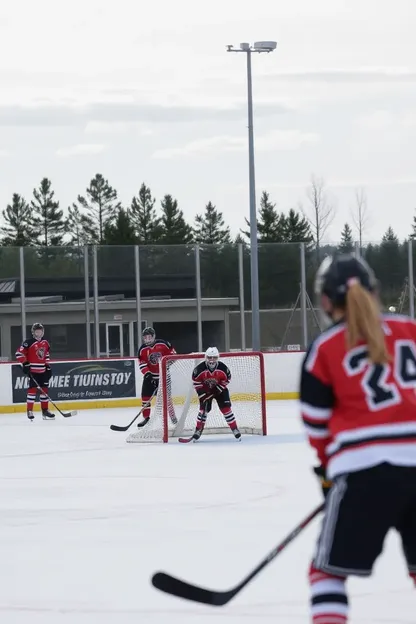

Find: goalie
191;347;241;441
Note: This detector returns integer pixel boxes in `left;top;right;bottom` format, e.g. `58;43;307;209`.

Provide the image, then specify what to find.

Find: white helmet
205;347;219;370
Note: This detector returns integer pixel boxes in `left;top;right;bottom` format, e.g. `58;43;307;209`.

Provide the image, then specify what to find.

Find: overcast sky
0;0;415;244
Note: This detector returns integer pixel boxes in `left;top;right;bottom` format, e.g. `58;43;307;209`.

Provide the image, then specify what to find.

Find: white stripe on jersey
328;443;416;479
327;421;416;455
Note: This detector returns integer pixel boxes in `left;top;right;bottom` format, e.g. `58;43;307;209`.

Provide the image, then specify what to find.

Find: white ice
0;400;413;624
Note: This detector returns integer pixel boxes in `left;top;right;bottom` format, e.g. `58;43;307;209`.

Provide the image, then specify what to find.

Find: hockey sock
196;410;207;430
40;388;49;411
26;389;36;411
221;408;237;430
309;563;348;624
141;396;152;419
410;571;416;588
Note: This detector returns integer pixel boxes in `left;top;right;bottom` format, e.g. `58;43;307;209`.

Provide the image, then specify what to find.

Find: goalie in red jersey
190;347;241;441
137;327;177;427
301;253;416;624
15;322;54;421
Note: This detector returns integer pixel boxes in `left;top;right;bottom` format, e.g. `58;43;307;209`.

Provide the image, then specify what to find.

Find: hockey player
137;327;177;427
15;323;54;421
191;347;241;441
300;253;416;624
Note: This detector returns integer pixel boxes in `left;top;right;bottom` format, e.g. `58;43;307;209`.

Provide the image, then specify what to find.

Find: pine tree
129;183;163;243
103;208;137;245
66;204;96;247
75;174;121;243
31;178;65;246
339;223;354;253
1;193;34;246
242;191;286;242
382;226;399;243
193;201;231;244
159;194;193;244
284;208;313;244
410;211;416;239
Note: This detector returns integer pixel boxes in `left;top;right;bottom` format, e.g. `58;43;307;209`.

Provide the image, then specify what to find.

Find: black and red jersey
15;338;50;374
300;314;416;479
192;361;231;395
138;339;176;379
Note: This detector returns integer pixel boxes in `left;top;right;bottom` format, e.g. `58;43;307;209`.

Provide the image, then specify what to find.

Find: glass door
105;323;123;357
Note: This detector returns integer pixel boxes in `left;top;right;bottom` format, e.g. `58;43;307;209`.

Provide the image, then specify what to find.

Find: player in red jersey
190;347;241;441
300;253;416;624
137;327;177;427
15;322;54;421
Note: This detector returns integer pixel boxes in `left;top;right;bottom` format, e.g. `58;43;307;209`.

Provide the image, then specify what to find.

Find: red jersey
192;361;231;394
138;339;175;379
300;314;416;479
15;337;50;374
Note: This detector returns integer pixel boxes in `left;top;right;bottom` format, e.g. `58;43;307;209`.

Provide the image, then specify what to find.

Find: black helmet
315;253;377;319
142;327;156;345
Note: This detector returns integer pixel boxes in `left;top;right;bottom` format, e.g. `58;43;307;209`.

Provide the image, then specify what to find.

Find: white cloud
0;149;8;157
152;130;319;159
84;121;154;136
56;143;106;157
264;67;416;84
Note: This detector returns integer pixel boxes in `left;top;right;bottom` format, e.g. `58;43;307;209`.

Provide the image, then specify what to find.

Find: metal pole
238;243;246;350
93;246;100;357
354;240;360;259
300;243;308;348
195;244;203;351
408;239;415;319
19;247;26;341
84;246;91;358
246;49;261;352
134;245;142;351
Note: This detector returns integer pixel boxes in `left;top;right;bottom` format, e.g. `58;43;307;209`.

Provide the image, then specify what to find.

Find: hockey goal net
126;351;267;443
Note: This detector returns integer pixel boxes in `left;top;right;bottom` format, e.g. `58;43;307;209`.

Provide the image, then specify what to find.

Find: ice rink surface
0;400;413;623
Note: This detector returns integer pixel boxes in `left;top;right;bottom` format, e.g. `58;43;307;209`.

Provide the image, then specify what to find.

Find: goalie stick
178;397;212;443
151;502;324;606
110;388;158;432
29;375;76;418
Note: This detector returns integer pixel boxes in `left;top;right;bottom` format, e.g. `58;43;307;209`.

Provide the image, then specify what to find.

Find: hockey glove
22;362;31;376
313;465;333;499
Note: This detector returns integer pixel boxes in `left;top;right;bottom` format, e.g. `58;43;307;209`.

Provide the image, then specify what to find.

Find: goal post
126;351;267;443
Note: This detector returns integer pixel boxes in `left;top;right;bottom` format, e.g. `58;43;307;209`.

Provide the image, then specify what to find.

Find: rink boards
0;351;304;413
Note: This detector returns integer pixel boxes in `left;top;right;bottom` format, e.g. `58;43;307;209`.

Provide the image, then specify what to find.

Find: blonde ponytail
345;281;389;365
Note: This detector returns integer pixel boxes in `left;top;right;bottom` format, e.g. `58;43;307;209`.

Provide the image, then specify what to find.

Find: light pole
226;41;277;352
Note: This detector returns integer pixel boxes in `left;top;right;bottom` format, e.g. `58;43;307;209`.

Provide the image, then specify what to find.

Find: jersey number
344;341;416;411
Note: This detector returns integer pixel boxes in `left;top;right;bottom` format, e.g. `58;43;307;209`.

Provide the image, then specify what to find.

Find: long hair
345;279;389;365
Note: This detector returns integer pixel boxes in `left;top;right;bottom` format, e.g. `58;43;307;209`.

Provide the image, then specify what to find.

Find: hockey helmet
31;323;44;340
205;346;219;370
315;253;377;326
142;326;156;346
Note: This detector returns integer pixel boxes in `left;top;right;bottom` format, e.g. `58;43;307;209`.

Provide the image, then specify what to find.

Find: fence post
84;246;91;358
19;247;26;341
238;243;246;350
408;239;415;318
300;243;308;349
195;245;203;352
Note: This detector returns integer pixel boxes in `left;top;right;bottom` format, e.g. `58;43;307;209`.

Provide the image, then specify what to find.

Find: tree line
0;173;414;310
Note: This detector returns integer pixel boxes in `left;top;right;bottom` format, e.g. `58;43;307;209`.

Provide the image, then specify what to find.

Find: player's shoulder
192;361;206;376
155;338;173;349
217;360;230;373
302;322;346;370
138;343;148;355
382;313;416;333
21;337;35;348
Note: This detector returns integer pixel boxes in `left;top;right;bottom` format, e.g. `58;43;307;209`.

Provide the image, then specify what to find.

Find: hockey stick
110;388;158;432
151;502;324;606
29;375;76;418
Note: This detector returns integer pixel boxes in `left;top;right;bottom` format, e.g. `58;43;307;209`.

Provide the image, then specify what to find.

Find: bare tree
351;187;370;251
301;174;335;260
